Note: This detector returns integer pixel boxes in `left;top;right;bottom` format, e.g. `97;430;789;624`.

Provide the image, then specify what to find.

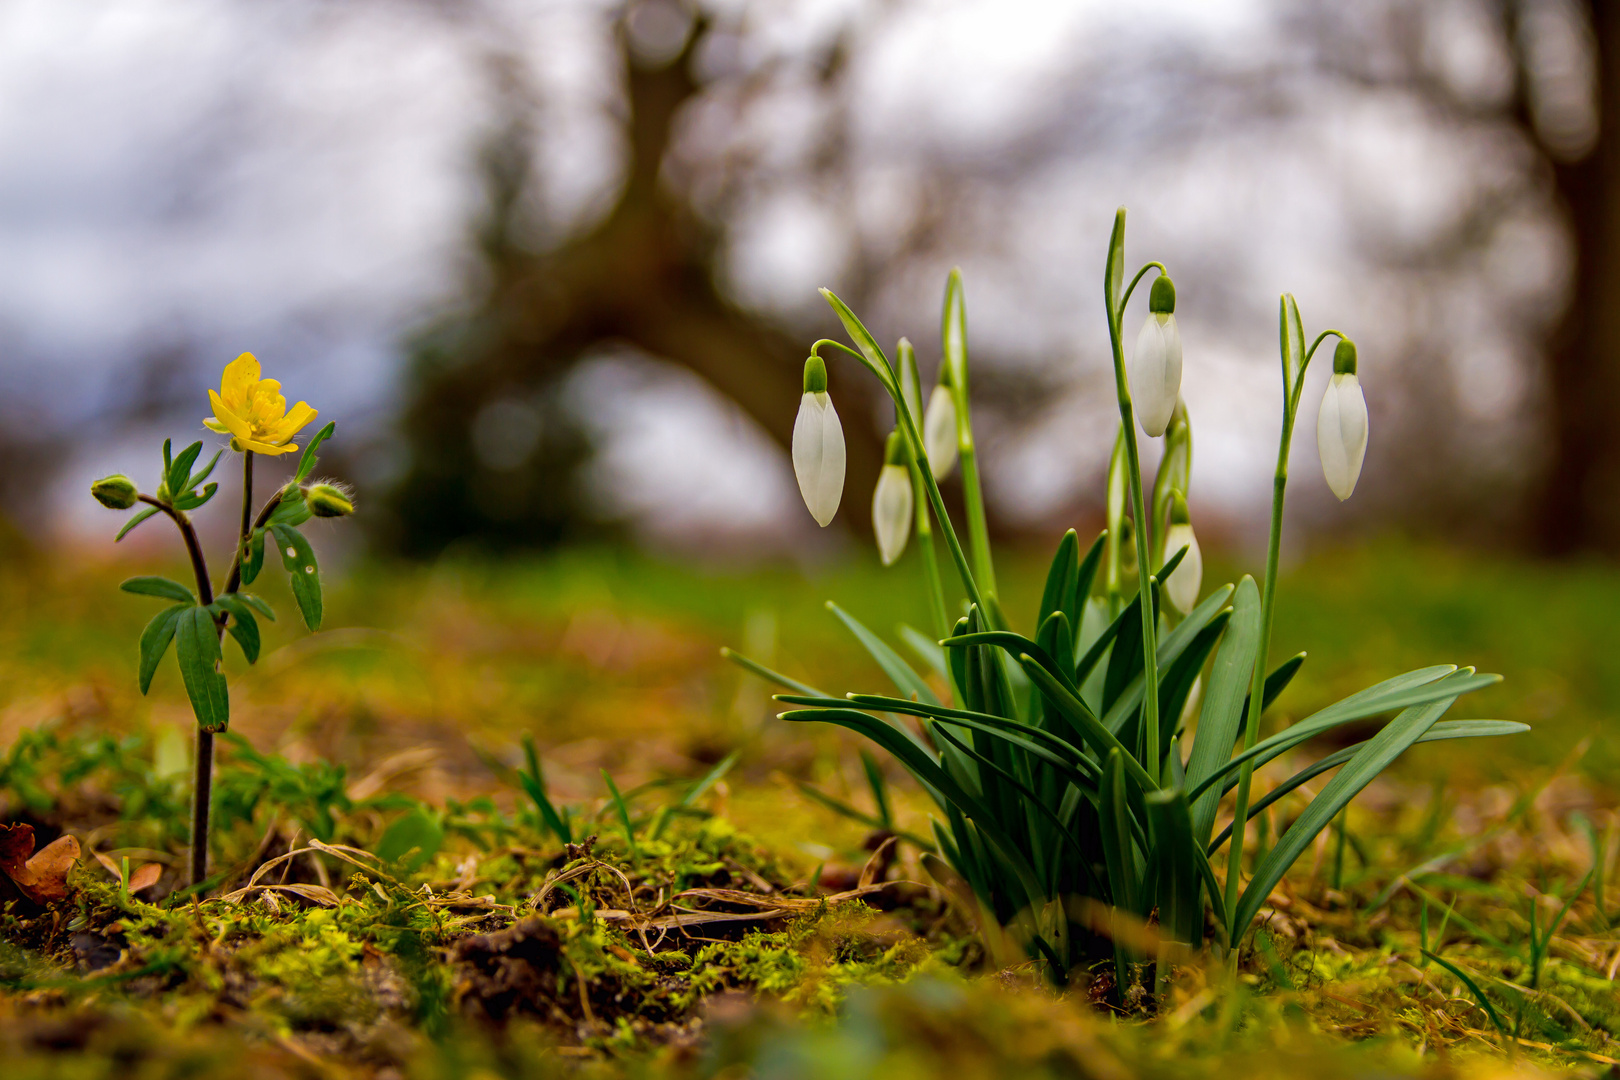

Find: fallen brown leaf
0;823;80;904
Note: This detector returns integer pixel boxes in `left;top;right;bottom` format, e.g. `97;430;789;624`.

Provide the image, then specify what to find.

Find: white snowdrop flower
1161;492;1202;615
922;383;959;478
872;431;914;566
792;356;845;526
1316;339;1368;502
1128;275;1182;438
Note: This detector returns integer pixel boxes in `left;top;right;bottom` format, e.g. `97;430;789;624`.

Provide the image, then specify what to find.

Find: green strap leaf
120;576;196;604
1232;693;1461;939
1072;531;1105;623
1100;582;1234;733
943;630;1074;694
295;421;337;483
1018;658;1158;791
819;289;897;387
214;595;261;664
825;693;1095;773
137;605;187;694
1186;575;1261;844
1145;787;1203;945
941;268;969;397
1099;749;1139;915
827;602;938;705
271;524;322;630
1038;529;1078;631
720;647;824;697
115;506;160;543
897;623;949;682
1105;208;1126;322
174;605;229;732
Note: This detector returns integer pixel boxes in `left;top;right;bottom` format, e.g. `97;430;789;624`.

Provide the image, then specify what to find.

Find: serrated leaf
137;605;187;694
120;576;196;604
215;594;261;663
115;506;160;543
295;421;336;483
272;523;322;630
174;605;228;732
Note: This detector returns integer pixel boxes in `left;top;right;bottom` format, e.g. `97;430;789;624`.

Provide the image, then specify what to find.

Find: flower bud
1161;492;1202;615
872;431;913;566
1129;279;1183;438
305;482;355;518
923;383;958;478
1317;340;1367;502
792;357;845;527
91;474;139;510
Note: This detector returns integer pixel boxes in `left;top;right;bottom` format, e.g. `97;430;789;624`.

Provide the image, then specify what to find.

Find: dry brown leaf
0;825;81;905
127;862;162;893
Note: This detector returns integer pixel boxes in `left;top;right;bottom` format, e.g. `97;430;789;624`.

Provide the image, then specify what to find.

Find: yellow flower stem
137;492;216;887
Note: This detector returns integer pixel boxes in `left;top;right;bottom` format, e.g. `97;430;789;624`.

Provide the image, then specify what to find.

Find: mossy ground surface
1;536;1617;1077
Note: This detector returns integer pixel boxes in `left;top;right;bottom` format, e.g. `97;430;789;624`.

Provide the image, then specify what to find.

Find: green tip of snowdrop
1318;342;1368;501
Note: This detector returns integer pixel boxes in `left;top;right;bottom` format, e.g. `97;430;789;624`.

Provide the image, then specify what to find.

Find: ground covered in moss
3;540;1620;1076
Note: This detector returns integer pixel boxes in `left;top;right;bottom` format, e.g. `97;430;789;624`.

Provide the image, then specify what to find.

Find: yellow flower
203;353;318;456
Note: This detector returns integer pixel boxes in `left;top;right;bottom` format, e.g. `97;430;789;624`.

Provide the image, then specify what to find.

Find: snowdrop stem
1120;261;1168;316
1103;213;1166;785
810;339;986;617
1223;316;1346;949
910;459;951;639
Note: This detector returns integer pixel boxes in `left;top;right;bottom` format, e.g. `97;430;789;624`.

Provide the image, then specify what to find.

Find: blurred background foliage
3;0;1619;560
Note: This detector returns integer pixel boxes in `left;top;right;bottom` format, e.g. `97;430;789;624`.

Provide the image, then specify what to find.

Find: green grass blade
720;647;825;697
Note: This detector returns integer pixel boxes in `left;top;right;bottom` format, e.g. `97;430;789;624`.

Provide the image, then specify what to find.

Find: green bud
1149;274;1176;315
305;482;355;518
91;474;139;510
1168;490;1191;525
883;429;907;466
803;355;828;394
1333;338;1358;376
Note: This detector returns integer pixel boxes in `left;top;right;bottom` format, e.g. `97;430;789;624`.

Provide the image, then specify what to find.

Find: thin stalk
958;442;996;602
138;492;216;887
1104;259;1165;783
910;460;951;639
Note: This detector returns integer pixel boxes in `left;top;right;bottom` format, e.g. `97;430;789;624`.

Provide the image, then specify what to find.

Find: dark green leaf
174;606;229;732
242;528;266;586
719;647;824;696
1099;749;1139;915
827;601;937;705
120;576;196;604
520;734;571;844
1145;787;1202;945
295;421;336;483
1186;575;1260;844
237;592;275;620
1038;530;1078;632
820;289;896;386
1072;531;1105;619
215;594;261;664
271;524;322;630
115;506;160;543
187;448;224;491
137;605;187;694
268;491;313;528
167;441;202;498
173;482;217;510
1018;658;1157;791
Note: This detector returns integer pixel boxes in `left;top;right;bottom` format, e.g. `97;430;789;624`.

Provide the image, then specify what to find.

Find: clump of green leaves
729;209;1528;992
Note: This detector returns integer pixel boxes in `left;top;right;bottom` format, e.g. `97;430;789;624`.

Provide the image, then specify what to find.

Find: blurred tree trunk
388;21;882;555
1537;2;1620;553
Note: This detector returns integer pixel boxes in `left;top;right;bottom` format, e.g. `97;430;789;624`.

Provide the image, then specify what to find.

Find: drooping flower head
1128;275;1183;438
872;430;914;566
204;353;318;456
1161;491;1202;615
792;355;845;526
1316;339;1368;501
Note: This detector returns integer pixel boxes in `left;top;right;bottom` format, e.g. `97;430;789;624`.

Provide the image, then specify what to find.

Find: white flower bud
1161;493;1201;615
872;431;913;565
793;356;845;526
872;465;913;566
1129;313;1182;438
1316;341;1368;502
922;384;958;478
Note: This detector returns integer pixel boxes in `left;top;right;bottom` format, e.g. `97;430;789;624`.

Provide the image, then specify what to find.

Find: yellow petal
265;402;318;444
220;353;260;408
203;417;230;434
242;438;297;456
208;390;251;443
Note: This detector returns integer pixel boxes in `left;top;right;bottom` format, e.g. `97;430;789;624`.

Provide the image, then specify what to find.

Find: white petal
922;386;959;478
792;392;845;526
1316;373;1368;501
1129;314;1182;437
872;464;914;566
1163;522;1202;614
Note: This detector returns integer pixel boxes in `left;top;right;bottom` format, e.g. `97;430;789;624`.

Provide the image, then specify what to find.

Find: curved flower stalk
1317;340;1368;501
1161;493;1202;615
1128;276;1183;438
91;354;353;889
791;356;845;527
724;221;1520;999
872;431;914;566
